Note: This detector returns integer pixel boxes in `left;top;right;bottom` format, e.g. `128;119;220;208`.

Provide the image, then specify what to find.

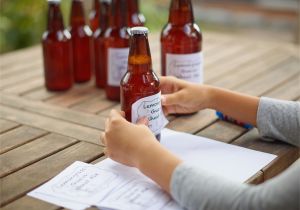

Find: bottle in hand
94;0;111;88
104;0;129;101
70;0;94;83
42;0;73;91
121;27;165;141
161;0;203;83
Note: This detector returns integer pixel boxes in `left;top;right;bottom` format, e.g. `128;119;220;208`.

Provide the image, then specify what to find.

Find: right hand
160;76;210;115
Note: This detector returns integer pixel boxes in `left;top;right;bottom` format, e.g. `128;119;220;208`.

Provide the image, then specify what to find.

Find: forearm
136;142;182;193
207;86;259;126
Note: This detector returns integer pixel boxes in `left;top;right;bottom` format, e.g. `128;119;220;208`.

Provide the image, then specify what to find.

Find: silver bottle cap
130;27;149;35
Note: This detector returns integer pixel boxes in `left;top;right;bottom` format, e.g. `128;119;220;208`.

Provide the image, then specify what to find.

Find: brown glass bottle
42;0;73;91
161;0;203;83
127;0;145;27
104;0;129;101
121;27;162;141
70;0;93;83
94;0;111;88
89;0;100;32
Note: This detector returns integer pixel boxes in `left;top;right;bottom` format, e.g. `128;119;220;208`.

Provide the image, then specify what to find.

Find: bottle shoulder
104;27;130;39
161;23;201;40
42;30;71;42
69;25;93;37
121;71;160;87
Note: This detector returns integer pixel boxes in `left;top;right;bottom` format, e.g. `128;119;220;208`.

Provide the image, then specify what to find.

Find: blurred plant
140;1;168;32
0;0;170;54
0;0;71;54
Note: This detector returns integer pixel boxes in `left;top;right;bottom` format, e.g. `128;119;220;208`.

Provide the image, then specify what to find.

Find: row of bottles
42;0;202;103
42;0;144;94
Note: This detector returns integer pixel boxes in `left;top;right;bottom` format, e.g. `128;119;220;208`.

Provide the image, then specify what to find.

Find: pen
216;111;254;129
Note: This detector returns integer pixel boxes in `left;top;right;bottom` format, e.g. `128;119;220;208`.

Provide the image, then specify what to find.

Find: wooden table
0;32;299;210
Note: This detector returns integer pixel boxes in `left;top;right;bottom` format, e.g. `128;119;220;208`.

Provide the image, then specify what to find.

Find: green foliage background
0;0;169;54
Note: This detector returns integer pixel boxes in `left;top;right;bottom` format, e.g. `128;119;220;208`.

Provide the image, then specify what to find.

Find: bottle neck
47;2;65;31
70;0;86;27
94;0;100;12
100;1;110;30
110;0;127;28
128;34;152;74
168;0;194;25
128;0;139;15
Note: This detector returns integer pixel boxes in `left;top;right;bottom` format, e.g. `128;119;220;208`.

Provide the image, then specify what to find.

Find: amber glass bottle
104;0;129;101
127;0;145;27
161;0;203;83
70;0;93;83
121;27;164;141
94;0;111;88
42;0;73;91
89;0;100;32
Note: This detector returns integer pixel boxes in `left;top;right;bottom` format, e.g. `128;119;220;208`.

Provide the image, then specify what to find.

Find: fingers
100;132;106;146
109;109;124;119
137;117;149;126
160;76;177;94
161;91;184;106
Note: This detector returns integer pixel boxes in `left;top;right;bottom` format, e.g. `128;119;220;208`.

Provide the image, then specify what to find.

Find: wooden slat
262;76;300;100
0;142;103;207
235;58;300;95
204;42;251;68
91;155;107;164
0;133;78;178
0;119;19;134
97;104;121;116
205;47;274;82
0;126;48;154
22;88;57;101
196;120;246;143
1;196;58;210
166;109;217;134
232;129;299;180
0;93;106;130
208;50;290;88
245;171;264;185
0;46;41;69
0;73;42;90
0;60;42;79
45;84;101;107
0;105;102;145
3;77;44;95
71;95;117;114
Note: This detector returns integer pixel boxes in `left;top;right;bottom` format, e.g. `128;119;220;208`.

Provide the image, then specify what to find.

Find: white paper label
166;52;204;83
131;92;168;135
108;48;129;86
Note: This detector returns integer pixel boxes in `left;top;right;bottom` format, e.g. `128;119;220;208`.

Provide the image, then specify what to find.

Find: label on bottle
166;52;204;83
131;92;168;135
108;48;130;86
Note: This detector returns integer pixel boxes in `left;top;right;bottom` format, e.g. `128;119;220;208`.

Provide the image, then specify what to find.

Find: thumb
161;91;183;106
137;117;149;126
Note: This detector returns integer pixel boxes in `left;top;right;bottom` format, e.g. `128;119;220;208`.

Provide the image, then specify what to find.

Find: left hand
101;109;160;167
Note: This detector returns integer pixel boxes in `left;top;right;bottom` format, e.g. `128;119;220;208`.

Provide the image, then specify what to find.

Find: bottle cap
130;27;149;35
100;0;111;3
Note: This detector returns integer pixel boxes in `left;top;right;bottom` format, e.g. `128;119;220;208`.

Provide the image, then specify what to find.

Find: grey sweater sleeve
257;97;300;146
171;161;300;210
170;98;300;210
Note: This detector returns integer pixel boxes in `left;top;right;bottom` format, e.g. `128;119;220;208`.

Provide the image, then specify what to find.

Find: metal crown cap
130;27;149;35
48;0;60;2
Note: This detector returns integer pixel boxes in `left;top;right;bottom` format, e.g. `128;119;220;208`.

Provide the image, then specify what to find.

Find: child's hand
160;76;210;115
101;110;160;167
